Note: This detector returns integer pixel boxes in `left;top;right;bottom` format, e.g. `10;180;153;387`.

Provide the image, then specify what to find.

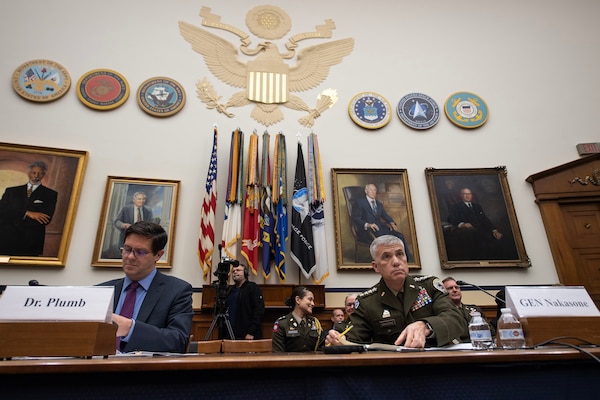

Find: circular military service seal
396;92;440;130
137;77;186;117
348;92;392;130
76;69;130;110
11;59;71;102
444;91;489;129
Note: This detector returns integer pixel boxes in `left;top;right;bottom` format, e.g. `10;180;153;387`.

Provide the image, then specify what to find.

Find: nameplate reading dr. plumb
0;286;113;323
506;286;600;318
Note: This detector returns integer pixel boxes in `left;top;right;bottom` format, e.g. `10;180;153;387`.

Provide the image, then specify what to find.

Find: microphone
28;279;43;286
456;280;505;304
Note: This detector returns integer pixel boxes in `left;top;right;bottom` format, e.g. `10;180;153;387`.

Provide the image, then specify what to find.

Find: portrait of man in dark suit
0;161;58;256
446;187;518;261
351;183;412;261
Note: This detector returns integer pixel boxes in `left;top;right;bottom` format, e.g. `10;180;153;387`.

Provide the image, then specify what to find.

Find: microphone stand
456;280;505;304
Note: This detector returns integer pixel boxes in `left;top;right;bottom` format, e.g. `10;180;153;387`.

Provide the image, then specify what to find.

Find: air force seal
396;92;440;130
444;91;489;129
348;92;392;130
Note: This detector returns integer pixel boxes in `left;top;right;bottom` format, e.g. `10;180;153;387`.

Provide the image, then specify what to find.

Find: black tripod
204;287;235;340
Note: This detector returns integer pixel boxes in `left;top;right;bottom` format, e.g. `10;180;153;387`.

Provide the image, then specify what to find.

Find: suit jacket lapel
136;272;164;322
113;279;125;310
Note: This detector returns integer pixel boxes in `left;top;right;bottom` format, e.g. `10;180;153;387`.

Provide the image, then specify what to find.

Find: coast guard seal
444;91;489;129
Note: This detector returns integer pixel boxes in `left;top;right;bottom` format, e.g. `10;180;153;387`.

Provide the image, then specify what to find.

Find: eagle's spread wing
288;38;354;92
179;21;247;88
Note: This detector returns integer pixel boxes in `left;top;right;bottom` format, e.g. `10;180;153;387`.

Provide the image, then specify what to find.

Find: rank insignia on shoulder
361;287;378;297
413;275;433;282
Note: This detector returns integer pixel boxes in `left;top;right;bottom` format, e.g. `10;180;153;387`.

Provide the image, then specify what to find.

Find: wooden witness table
1;347;598;399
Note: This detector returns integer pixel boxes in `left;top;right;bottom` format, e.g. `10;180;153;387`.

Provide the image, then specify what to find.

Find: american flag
199;127;218;280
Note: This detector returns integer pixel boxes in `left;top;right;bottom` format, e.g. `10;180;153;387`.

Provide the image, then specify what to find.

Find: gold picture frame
425;167;530;269
0;142;88;267
331;168;420;270
92;176;180;268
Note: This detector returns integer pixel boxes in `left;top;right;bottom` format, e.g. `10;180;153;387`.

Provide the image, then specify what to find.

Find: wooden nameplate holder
520;316;600;347
0;321;116;359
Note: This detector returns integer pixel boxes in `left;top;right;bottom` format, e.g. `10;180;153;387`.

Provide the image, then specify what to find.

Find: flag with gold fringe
199;126;218;280
273;133;288;282
221;129;244;259
290;140;316;278
241;132;260;274
307;132;329;284
259;131;275;279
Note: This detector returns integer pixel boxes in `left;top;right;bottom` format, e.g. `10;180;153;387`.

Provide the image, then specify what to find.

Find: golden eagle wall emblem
179;5;354;127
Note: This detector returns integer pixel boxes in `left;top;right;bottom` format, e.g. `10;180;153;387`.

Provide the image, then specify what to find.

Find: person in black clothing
225;264;265;340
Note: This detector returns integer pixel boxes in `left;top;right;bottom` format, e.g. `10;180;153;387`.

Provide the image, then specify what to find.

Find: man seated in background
331;308;345;325
443;277;494;338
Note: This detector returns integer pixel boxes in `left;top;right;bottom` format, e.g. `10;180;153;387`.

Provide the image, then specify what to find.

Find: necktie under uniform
117;281;139;351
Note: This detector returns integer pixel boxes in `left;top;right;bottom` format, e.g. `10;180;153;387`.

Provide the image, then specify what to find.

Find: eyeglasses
121;246;152;258
445;285;460;291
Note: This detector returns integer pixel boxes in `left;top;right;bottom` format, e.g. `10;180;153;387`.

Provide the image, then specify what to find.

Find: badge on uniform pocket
378;318;397;328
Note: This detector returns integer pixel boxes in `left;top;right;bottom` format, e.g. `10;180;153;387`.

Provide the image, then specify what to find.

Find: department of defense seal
348;92;392;130
11;59;71;103
444;91;489;129
76;69;130;110
396;92;440;130
137;77;186;117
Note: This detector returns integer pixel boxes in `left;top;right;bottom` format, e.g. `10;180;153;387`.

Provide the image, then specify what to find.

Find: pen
326;325;353;347
338;325;353;337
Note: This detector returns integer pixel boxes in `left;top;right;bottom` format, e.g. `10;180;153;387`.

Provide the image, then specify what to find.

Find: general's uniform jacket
271;313;325;352
347;276;468;347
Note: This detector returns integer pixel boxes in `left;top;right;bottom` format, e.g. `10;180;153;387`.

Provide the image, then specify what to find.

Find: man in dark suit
447;187;517;260
98;221;193;353
0;161;57;256
351;183;411;261
114;191;154;249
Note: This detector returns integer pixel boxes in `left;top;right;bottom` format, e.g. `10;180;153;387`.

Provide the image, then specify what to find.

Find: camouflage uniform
272;313;325;352
347;275;468;347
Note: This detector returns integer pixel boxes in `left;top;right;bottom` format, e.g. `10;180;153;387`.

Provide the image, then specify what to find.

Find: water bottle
468;311;494;350
497;308;526;349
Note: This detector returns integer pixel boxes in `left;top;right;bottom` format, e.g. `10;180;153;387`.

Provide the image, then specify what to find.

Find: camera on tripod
204;246;239;340
213;254;239;295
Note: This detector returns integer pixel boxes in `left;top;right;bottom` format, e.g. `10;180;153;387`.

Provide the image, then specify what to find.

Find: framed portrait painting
331;168;420;270
92;176;180;268
425;167;530;269
0;142;88;267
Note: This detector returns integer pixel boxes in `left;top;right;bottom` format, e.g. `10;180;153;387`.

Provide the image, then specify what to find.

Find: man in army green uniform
443;277;494;339
326;235;467;348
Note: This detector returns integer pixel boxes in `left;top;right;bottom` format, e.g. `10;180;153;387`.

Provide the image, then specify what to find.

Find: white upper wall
1;0;598;288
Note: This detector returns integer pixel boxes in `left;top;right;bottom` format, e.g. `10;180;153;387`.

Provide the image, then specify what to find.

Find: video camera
212;246;239;313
